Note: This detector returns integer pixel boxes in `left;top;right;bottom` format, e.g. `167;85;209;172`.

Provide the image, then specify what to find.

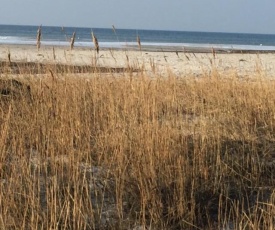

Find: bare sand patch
1;45;275;78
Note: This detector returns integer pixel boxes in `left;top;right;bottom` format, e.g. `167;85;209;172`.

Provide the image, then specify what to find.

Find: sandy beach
1;44;275;78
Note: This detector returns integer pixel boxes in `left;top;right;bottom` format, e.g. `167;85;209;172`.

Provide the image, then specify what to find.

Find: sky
0;0;274;34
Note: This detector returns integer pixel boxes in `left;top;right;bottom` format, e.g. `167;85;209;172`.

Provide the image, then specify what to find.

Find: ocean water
1;24;275;51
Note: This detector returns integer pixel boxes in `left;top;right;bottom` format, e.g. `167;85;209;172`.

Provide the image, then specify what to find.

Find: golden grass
0;59;275;229
91;32;99;54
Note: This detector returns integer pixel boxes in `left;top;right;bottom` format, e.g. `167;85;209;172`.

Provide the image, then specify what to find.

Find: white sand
1;45;275;77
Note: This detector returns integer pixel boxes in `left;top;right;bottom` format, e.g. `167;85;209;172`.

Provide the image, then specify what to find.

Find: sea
1;24;275;52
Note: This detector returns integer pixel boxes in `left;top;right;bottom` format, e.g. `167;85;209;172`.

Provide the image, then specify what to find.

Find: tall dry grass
0;62;275;229
91;32;99;54
36;25;42;50
70;32;76;50
137;35;141;51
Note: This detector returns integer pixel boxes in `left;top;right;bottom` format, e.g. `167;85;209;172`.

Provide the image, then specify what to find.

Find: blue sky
1;0;274;34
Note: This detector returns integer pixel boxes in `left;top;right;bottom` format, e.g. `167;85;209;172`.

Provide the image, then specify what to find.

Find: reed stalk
112;25;116;34
137;35;141;51
212;47;216;59
7;49;11;64
36;25;42;50
112;24;120;44
70;32;76;50
91;32;99;54
53;47;56;60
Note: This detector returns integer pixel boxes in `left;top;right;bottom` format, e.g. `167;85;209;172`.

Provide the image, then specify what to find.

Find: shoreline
2;43;275;54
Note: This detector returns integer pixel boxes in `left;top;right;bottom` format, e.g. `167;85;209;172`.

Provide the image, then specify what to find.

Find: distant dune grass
0;57;275;230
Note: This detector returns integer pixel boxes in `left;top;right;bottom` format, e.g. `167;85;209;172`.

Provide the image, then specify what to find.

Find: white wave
0;36;9;40
0;36;275;51
0;36;35;45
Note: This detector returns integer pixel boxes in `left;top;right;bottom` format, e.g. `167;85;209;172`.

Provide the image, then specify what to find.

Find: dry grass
92;32;99;54
137;35;141;51
0;59;275;230
70;32;76;50
36;26;42;50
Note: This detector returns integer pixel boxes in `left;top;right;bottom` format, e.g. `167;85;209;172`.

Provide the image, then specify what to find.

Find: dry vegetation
0;58;275;230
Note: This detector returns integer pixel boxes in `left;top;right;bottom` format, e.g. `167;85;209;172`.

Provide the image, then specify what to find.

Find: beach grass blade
70;32;76;50
36;25;42;50
91;32;99;54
